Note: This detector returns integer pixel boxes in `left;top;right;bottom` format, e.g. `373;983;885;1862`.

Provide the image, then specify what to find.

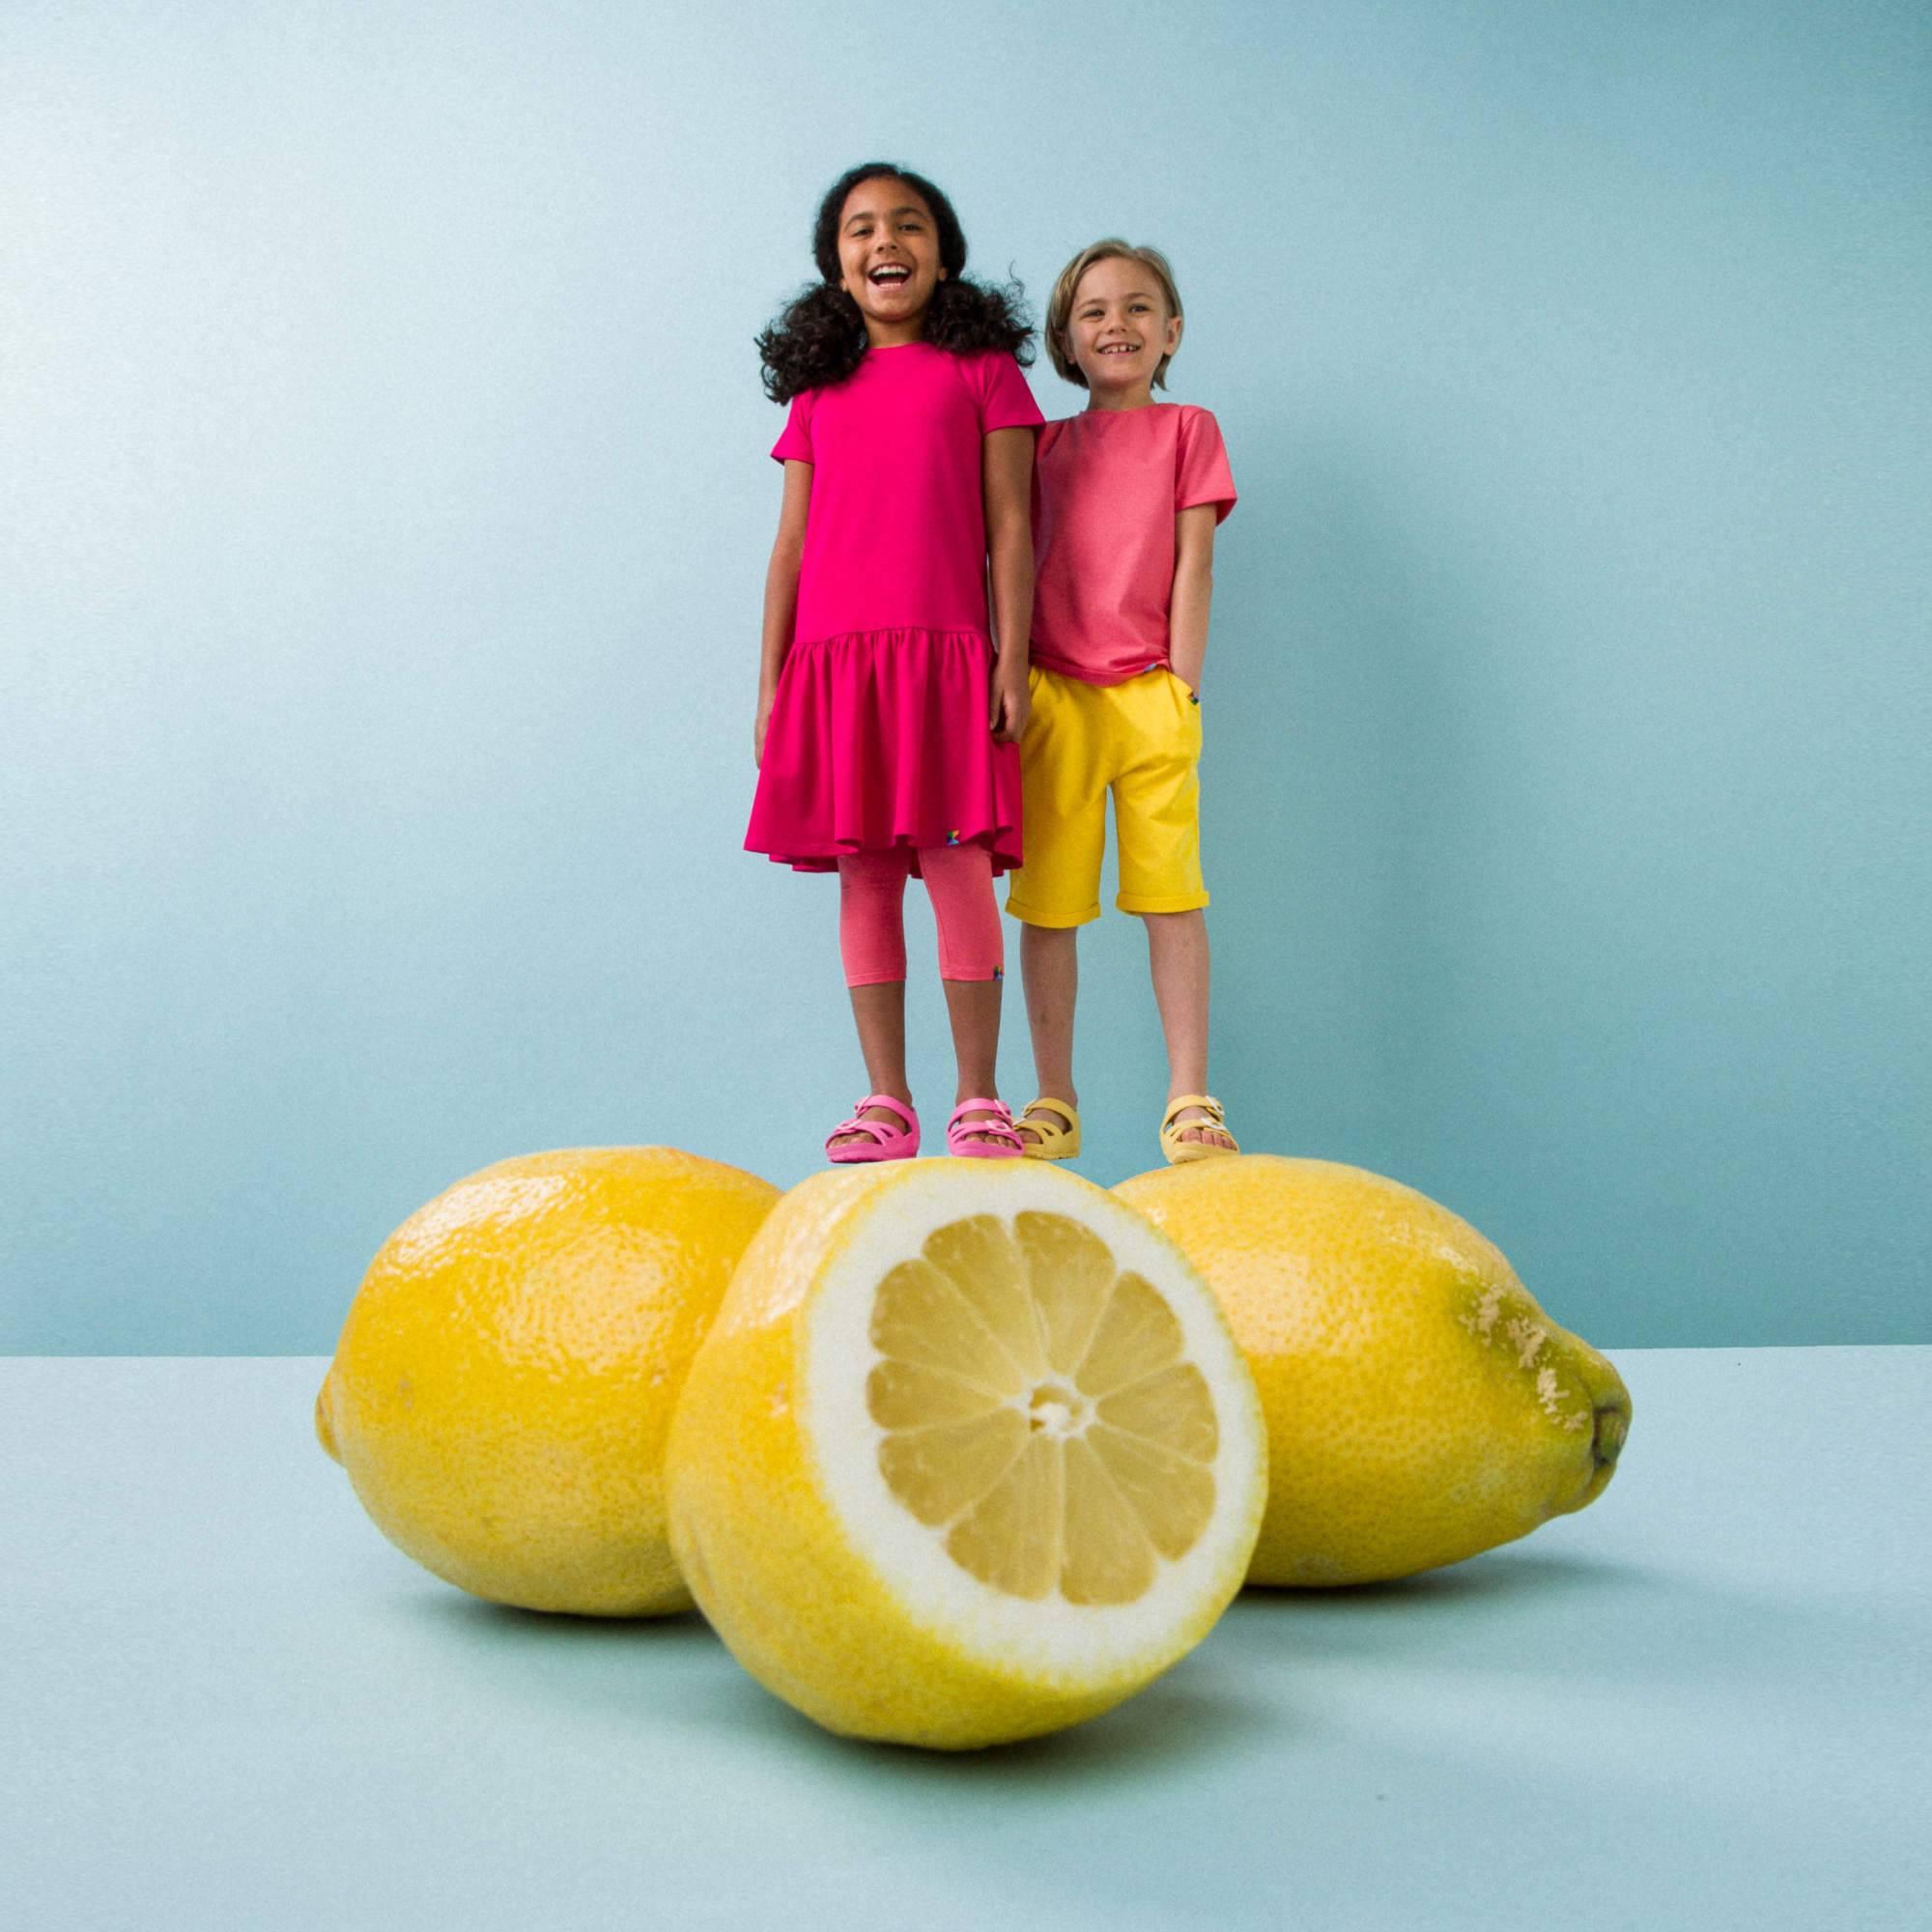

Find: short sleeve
963;351;1044;434
1176;407;1236;524
770;389;815;464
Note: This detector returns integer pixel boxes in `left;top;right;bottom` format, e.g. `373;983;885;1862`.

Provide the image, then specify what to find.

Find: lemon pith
668;1160;1265;1748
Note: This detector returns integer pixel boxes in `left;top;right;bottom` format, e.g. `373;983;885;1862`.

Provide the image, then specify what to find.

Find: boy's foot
1012;1097;1082;1160
1167;1104;1236;1151
1160;1094;1239;1163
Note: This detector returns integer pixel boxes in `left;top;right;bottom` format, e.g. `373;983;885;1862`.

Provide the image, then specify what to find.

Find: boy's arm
756;460;813;764
1169;501;1218;695
983;425;1036;741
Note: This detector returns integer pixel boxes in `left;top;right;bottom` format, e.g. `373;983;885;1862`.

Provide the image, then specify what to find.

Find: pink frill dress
744;342;1043;875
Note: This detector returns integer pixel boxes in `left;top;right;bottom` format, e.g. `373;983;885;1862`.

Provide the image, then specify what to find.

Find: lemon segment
863;1211;1222;1607
668;1159;1265;1748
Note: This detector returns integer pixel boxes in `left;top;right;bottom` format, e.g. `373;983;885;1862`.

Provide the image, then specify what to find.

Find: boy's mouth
1097;342;1141;356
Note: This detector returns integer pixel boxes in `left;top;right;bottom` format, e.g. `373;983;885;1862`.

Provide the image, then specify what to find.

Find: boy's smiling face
837;177;945;343
1065;255;1183;406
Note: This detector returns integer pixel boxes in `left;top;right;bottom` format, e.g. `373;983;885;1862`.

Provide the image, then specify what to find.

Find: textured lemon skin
1114;1155;1631;1588
667;1161;1263;1749
317;1148;779;1616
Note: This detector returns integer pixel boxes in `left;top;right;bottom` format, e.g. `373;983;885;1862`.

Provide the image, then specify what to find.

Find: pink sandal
825;1094;920;1164
946;1097;1025;1160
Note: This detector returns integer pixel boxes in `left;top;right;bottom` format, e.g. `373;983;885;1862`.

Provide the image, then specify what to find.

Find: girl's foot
1160;1094;1239;1163
947;1098;1024;1158
827;1094;919;1162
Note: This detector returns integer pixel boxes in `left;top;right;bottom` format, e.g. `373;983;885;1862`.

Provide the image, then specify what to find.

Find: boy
1009;240;1240;1163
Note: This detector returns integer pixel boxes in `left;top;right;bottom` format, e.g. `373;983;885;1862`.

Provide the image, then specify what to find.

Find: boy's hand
989;660;1031;744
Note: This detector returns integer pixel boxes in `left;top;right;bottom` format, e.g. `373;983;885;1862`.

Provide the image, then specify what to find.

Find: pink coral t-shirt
1030;402;1236;685
772;343;1042;644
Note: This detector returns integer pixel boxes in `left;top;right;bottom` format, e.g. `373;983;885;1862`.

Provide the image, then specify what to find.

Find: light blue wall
4;1;1925;1352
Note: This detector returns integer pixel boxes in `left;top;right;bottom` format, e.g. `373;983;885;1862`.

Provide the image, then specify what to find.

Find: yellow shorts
1006;664;1208;928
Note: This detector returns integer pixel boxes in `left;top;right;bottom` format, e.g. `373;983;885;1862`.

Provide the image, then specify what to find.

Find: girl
745;162;1043;1161
1006;240;1242;1166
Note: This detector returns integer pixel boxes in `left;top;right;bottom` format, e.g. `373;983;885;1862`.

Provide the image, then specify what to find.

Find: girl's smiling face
1065;255;1183;406
836;176;945;343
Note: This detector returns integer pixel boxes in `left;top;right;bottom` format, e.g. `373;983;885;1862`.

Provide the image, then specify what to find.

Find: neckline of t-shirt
1065;400;1183;423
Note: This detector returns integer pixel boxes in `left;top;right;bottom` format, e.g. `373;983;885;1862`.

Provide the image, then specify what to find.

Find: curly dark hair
757;161;1033;404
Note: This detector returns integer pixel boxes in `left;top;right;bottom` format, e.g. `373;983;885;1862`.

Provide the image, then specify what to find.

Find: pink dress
744;342;1043;875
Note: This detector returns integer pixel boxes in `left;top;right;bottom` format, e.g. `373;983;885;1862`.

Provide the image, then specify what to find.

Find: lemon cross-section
867;1211;1220;1605
667;1158;1265;1748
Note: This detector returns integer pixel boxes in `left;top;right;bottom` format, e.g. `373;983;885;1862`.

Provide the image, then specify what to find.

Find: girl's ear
1167;313;1185;355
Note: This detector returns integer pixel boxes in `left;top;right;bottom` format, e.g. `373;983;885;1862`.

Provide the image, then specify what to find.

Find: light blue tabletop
2;1349;1925;1930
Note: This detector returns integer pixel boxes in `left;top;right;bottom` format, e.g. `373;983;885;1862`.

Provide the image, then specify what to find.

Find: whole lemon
1113;1155;1630;1587
317;1147;779;1615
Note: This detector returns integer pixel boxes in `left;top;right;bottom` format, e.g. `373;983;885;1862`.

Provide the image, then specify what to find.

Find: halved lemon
666;1159;1265;1748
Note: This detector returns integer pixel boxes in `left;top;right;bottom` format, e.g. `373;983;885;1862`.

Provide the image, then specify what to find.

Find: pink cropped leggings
837;844;1005;987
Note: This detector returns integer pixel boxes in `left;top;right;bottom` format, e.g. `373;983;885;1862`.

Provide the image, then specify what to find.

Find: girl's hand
989;659;1031;744
754;690;775;767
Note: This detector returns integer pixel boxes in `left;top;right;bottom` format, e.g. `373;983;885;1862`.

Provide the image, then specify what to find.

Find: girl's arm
1168;502;1218;695
755;460;813;765
982;425;1035;743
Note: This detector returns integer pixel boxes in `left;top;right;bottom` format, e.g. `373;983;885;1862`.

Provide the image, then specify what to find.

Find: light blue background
3;1;1925;1353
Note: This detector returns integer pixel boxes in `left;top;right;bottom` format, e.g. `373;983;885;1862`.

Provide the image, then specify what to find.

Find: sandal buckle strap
947;1098;1023;1150
850;1094;916;1132
1162;1094;1225;1129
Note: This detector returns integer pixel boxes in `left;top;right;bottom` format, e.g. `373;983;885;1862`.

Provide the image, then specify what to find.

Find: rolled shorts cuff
1115;890;1211;916
1005;895;1103;929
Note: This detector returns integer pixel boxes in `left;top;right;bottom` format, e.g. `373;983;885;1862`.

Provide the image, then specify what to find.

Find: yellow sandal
1014;1096;1082;1161
1160;1094;1239;1164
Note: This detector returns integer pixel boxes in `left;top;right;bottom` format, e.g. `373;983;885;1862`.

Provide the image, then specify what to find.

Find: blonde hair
1045;239;1185;388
